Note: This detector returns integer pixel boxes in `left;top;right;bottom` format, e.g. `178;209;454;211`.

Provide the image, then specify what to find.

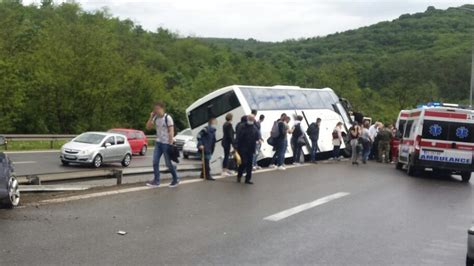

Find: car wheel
183;153;189;159
61;160;69;166
461;172;471;182
139;145;147;156
92;154;102;168
3;176;20;208
122;153;131;167
395;162;403;170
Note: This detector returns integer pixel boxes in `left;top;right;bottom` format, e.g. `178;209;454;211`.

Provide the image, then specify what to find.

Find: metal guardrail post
113;169;123;185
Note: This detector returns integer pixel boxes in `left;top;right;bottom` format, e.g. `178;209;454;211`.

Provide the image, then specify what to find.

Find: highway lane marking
263;192;350;222
12;161;37;164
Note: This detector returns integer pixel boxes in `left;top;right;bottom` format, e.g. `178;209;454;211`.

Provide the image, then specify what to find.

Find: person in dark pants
222;113;235;175
236;114;260;184
270;113;288;169
307;118;321;163
197;117;217;181
290;115;304;164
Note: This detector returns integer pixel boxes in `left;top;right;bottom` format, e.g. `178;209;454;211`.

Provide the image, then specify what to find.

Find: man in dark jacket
197;117;217;181
236;114;260;184
307;118;321;163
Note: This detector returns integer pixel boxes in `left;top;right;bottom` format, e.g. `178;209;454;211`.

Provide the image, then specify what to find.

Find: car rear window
422;120;474;143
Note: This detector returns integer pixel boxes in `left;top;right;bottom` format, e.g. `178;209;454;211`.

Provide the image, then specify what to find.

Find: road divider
263;192;350;222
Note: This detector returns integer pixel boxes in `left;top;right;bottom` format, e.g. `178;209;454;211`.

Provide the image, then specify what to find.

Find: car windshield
73;133;106;144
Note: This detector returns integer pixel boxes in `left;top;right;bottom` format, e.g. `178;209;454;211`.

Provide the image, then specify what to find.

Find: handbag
232;150;242;166
169;144;180;163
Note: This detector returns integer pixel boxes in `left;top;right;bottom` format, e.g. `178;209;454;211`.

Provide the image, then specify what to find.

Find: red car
108;128;148;156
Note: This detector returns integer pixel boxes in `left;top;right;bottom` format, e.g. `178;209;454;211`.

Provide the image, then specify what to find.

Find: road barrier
17;164;201;188
0;134;155;150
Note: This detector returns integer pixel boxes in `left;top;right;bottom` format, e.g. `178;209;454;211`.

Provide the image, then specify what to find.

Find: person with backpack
290;115;305;165
197;117;217;181
146;101;180;188
269;113;288;170
222;113;235;176
307;118;321;163
236;114;260;184
349;122;362;165
332;122;343;161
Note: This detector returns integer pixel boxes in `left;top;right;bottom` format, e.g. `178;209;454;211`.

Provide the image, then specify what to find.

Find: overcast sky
24;0;469;41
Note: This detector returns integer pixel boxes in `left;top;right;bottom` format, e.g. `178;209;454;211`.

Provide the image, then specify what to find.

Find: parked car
0;152;20;208
174;128;193;151
468;225;474;266
182;138;200;159
60;132;132;168
108;128;148;156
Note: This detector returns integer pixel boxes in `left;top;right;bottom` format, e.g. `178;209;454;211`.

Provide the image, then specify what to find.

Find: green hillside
0;1;472;134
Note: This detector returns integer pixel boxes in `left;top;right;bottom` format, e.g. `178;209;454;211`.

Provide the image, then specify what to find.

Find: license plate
65;155;77;160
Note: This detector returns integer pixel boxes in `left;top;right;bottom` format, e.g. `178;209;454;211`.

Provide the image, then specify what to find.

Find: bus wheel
461;172;471;182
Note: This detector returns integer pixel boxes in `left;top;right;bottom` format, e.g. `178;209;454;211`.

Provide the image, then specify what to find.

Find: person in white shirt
368;122;382;160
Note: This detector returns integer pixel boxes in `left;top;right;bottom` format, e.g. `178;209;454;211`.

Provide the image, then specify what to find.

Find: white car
182;138;200;159
60;132;132;168
174;128;194;151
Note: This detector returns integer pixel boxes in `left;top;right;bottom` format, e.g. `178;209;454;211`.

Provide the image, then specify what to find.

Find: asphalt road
6;149;198;176
0;162;472;265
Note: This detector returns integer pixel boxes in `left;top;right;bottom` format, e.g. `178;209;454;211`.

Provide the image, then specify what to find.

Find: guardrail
17;164;202;188
0;134;156;150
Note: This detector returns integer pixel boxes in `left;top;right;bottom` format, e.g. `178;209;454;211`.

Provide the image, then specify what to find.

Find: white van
396;106;474;182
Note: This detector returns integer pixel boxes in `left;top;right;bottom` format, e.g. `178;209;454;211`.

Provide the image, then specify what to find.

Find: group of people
144;101;396;188
343;120;397;165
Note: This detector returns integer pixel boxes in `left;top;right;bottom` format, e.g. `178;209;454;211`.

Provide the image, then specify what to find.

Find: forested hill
0;1;473;134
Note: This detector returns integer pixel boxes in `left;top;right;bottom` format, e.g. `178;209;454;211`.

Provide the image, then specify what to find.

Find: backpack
270;120;280;138
154;114;177;136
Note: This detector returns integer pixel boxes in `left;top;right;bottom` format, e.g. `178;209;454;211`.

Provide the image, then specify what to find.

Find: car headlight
79;150;90;155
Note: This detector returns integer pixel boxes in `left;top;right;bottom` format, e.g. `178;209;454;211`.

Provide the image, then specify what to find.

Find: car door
115;135;128;160
102;136;116;162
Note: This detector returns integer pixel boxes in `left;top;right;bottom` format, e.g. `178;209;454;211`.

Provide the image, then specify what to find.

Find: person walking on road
252;114;265;170
377;124;391;163
146;101;180;188
290;115;305;165
349;122;362;165
307;118;321;163
222;113;235;175
270;113;287;169
197;117;217;181
332;122;343;161
236;115;261;184
361;120;372;164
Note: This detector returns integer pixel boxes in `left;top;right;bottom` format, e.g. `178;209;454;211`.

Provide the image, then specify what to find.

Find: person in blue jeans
145;101;179;188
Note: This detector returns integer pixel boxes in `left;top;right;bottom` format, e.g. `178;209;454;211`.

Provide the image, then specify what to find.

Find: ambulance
396;104;473;182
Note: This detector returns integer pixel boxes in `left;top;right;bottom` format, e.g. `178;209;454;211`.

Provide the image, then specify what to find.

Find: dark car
0;152;20;208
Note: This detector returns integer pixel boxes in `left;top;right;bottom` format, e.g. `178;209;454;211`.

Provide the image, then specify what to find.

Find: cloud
22;0;468;41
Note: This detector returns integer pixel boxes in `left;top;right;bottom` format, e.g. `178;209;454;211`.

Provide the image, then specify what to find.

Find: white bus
185;85;353;170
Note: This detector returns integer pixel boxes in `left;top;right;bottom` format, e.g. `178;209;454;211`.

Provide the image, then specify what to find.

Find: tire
139;145;147;156
121;153;131;167
92;154;102;168
61;160;69;166
2;176;20;208
461;172;471;182
183;153;189;159
396;162;403;170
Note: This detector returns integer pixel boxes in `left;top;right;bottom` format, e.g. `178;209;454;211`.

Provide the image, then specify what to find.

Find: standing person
307;118;321;163
252;114;265;170
146;102;180;188
368;122;381;160
270;113;287;168
290;115;304;165
222;113;235;175
236;115;260;184
349;122;361;165
235;115;247;142
377;124;391;163
332;122;343;161
197;117;217;181
361;120;372;164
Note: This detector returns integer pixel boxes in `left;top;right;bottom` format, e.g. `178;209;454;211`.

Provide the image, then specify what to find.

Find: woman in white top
332;122;344;160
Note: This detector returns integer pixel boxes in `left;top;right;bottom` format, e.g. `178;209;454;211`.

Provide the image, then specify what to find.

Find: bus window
304;91;325;109
287;90;311;109
188;90;240;129
319;91;336;109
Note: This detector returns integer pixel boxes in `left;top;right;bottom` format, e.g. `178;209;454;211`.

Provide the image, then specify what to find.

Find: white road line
264;192;350;222
12;161;37;164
